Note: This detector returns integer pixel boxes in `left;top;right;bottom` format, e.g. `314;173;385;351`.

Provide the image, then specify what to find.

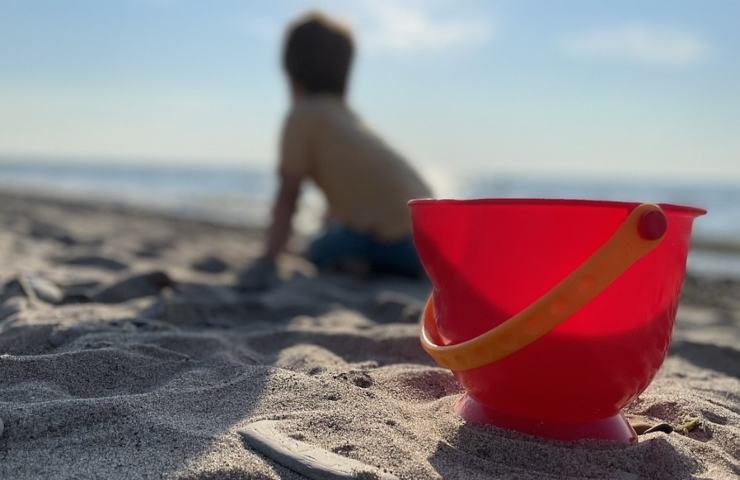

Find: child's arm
238;172;301;290
238;106;308;289
264;172;302;259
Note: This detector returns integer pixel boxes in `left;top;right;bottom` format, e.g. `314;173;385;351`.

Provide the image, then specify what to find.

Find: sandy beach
0;191;737;480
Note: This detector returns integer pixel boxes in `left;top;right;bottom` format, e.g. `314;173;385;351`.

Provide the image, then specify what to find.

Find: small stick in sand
240;420;398;480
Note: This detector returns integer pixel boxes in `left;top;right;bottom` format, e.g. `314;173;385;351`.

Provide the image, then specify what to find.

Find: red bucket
409;199;705;443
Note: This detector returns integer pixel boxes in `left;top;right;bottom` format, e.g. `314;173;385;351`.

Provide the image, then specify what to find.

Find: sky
0;0;739;183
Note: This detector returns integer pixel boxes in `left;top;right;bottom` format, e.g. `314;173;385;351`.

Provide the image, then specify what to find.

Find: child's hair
283;12;354;96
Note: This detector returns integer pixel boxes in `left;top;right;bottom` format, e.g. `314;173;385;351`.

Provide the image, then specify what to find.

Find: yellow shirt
279;95;433;241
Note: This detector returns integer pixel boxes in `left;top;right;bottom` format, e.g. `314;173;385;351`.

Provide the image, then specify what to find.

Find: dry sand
0;192;737;479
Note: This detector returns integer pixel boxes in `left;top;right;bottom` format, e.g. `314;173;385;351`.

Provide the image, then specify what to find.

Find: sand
0;192;737;480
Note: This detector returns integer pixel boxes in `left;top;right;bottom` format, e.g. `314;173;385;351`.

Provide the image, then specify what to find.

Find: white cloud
356;0;492;53
561;22;709;66
242;0;493;54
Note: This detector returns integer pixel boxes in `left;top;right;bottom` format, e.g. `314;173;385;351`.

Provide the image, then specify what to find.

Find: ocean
1;159;738;276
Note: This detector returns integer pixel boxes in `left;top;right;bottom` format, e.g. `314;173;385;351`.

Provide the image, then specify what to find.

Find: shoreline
2;188;739;278
0;189;261;234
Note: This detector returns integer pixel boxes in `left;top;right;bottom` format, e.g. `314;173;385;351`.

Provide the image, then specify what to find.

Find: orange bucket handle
420;203;668;371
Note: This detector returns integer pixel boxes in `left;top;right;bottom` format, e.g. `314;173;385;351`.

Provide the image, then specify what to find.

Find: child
242;12;432;288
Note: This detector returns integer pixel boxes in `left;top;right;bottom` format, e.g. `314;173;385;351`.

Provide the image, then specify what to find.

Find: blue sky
0;0;738;183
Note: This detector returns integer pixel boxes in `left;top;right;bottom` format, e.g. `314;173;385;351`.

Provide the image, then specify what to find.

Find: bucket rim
408;198;707;216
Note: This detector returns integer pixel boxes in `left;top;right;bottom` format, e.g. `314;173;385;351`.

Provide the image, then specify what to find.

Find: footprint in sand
363;290;424;324
2;275;64;304
133;238;176;259
56;255;129;272
27;221;77;246
27;221;102;247
191;255;229;274
92;271;173;304
0;298;23;320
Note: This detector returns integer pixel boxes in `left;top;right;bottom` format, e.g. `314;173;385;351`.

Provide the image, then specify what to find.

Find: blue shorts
305;225;423;278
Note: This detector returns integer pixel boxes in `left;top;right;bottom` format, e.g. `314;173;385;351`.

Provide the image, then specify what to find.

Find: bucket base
455;395;637;444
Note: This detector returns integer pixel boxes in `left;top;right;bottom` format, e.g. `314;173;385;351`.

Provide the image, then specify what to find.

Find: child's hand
237;256;278;291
